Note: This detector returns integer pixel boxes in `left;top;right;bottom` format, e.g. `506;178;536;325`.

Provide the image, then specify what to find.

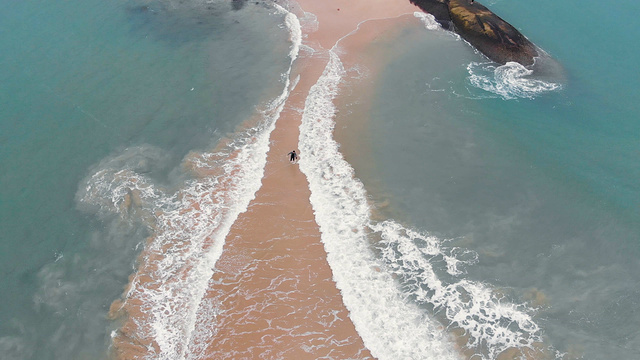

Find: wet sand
195;55;370;358
197;1;421;358
109;0;420;359
107;0;556;358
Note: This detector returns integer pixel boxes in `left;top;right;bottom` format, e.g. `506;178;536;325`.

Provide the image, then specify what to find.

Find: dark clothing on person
288;151;297;162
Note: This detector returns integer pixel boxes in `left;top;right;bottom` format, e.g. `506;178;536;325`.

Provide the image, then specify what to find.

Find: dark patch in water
123;0;277;44
232;0;247;11
124;0;232;44
130;5;153;13
18;267;38;286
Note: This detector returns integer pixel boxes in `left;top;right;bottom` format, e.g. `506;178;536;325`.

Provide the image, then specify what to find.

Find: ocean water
333;1;640;358
2;0;639;359
0;0;291;358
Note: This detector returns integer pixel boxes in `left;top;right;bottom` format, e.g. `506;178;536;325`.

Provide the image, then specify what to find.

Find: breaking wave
467;61;562;100
77;5;302;359
298;48;546;359
413;11;562;100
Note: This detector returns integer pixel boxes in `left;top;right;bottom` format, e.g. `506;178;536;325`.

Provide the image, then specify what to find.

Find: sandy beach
193;1;422;358
4;0;635;358
108;0;421;358
105;0;557;358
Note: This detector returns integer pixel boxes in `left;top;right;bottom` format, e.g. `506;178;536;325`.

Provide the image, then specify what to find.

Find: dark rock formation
410;0;538;65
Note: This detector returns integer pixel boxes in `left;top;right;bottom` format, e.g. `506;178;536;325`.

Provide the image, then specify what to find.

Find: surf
297;28;551;360
414;11;564;100
77;5;303;358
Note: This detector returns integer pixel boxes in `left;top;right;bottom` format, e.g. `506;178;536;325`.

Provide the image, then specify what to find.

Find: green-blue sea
1;0;638;359
0;0;291;358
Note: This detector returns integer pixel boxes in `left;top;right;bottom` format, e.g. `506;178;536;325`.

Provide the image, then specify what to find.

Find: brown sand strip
107;0;552;358
109;0;422;359
197;55;372;359
197;2;555;358
195;1;422;358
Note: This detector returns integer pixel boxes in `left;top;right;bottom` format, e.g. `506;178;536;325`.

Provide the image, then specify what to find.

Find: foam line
414;11;442;31
80;6;303;358
372;220;543;359
298;50;460;360
297;44;546;360
467;61;561;100
413;11;561;100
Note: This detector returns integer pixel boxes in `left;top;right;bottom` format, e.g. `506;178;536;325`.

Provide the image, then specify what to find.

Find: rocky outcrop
410;0;538;65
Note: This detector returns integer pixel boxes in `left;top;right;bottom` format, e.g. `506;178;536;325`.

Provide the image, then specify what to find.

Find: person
288;150;298;163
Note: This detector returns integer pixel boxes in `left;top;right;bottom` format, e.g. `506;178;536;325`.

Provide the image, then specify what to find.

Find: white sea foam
78;111;276;359
298;50;460;360
372;220;543;359
81;167;163;217
184;6;303;359
77;145;168;217
298;48;545;359
274;3;302;62
467;61;562;100
79;6;302;359
414;11;442;31
413;12;561;100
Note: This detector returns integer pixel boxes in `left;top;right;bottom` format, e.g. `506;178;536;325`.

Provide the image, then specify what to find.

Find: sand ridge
195;0;421;358
108;0;422;358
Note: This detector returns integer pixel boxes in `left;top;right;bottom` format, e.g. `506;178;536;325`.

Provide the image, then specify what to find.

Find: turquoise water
2;0;639;358
353;0;640;358
0;0;289;358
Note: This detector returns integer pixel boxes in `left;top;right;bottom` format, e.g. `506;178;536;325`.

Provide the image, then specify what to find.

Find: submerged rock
410;0;538;65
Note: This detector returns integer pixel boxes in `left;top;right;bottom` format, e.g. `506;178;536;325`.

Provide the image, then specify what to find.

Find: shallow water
2;0;639;359
0;0;290;358
336;2;640;358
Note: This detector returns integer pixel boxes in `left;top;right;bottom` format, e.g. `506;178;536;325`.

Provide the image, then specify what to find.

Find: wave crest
467;61;562;100
76;4;303;358
373;220;542;359
298;49;548;359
